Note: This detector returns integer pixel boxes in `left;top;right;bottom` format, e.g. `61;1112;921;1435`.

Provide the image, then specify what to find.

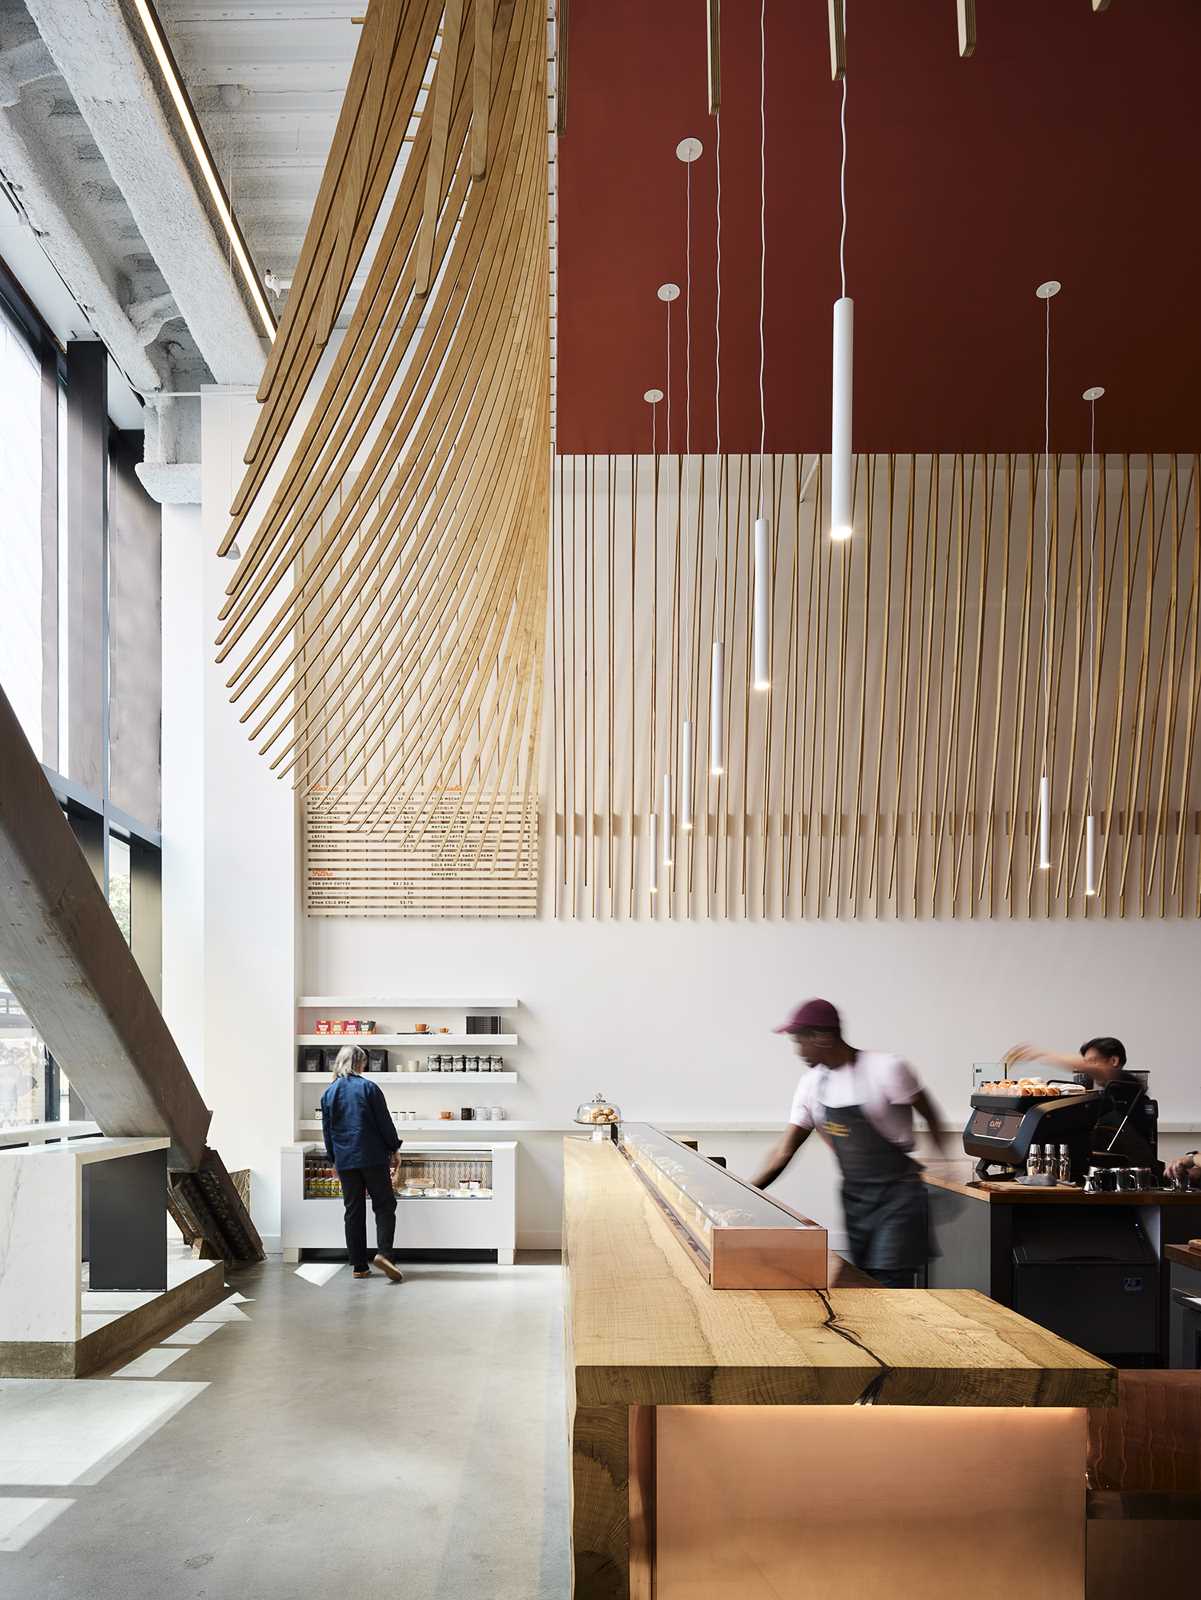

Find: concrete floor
0;1254;570;1600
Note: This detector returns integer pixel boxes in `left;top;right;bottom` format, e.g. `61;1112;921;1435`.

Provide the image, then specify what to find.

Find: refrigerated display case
281;1140;516;1263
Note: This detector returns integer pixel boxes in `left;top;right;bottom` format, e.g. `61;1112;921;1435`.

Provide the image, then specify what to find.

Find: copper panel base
655;1405;1086;1599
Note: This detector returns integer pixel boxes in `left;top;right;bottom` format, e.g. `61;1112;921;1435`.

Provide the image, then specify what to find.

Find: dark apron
819;1089;931;1287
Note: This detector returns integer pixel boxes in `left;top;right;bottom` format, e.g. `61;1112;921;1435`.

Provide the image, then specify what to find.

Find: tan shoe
373;1254;405;1283
353;1268;372;1279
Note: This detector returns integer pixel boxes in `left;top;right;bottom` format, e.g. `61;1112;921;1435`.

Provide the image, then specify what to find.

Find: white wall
160;390;298;1248
163;422;1201;1252
307;916;1201;1248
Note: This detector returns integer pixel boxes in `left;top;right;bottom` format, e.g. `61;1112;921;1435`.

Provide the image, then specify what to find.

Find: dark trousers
339;1165;397;1270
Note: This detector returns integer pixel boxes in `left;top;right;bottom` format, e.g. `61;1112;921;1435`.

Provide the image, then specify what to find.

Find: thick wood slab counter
565;1140;1113;1409
924;1157;1201;1205
1165;1241;1201;1271
565;1138;1114;1600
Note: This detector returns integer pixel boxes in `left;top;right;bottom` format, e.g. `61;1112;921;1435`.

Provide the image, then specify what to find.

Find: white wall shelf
297;1033;517;1047
297;996;519;1010
295;1071;517;1085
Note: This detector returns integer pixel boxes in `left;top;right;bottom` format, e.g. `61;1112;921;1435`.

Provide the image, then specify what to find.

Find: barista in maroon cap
751;999;947;1288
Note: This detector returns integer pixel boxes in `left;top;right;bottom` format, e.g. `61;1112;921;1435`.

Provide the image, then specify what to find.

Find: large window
0;263;163;1126
0;311;45;759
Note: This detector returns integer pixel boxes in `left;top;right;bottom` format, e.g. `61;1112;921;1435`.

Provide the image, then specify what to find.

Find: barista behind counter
1004;1035;1159;1169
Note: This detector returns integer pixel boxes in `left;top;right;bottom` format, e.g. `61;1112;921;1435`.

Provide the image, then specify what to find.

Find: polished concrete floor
0;1253;570;1599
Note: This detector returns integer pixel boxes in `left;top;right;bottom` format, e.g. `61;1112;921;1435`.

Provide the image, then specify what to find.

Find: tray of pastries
970;1077;1074;1109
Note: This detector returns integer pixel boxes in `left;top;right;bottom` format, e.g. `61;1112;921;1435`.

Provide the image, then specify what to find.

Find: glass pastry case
618;1124;828;1289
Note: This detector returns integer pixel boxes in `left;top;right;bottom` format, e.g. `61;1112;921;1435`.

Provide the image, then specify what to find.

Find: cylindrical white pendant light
710;640;725;774
1085;813;1097;898
753;515;771;690
681;720;694;830
1038;772;1051;872
661;771;673;868
649;811;659;895
830;295;854;541
830;40;853;542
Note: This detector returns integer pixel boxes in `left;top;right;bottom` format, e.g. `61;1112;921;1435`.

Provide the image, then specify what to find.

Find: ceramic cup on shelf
473;1106;490;1121
439;1109;454;1120
490;1107;505;1121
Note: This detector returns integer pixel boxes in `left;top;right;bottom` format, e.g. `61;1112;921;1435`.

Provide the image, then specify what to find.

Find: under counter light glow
681;720;694;830
710;640;725;774
830;295;854;540
131;0;276;341
1038;773;1051;871
753;516;771;690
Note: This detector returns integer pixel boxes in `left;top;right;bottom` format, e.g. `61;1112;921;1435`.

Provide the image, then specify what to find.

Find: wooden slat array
551;452;1201;920
305;789;538;915
215;0;550;909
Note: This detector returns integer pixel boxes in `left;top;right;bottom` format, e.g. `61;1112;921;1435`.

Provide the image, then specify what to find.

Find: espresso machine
963;1088;1105;1182
963;1069;1160;1183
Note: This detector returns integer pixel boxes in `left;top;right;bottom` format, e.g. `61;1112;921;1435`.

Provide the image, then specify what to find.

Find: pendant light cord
665;297;672;455
757;0;766;511
715;112;721;460
685;153;693;720
838;71;847;299
1087;396;1097;808
1042;291;1051;775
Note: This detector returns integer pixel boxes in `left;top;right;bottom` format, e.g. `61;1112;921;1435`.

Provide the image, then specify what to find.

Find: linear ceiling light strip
130;0;276;341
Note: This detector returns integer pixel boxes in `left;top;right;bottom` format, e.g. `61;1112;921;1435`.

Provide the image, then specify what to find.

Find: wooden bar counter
564;1136;1115;1600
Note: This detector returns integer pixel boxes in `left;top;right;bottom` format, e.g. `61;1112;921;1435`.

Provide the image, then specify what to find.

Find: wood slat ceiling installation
215;0;550;876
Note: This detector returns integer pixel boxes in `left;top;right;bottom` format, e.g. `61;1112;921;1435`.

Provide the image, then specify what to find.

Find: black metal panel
87;1148;168;1292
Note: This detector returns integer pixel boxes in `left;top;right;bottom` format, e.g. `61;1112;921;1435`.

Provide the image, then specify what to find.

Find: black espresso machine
963;1072;1160;1183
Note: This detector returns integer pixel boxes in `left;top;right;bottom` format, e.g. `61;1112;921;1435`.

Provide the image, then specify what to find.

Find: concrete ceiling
158;0;389;328
0;0;370;497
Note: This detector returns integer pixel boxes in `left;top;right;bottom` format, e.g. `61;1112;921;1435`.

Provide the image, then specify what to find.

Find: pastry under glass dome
575;1091;622;1141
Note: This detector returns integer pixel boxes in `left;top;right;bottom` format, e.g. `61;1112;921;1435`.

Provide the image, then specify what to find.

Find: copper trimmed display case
618;1124;829;1290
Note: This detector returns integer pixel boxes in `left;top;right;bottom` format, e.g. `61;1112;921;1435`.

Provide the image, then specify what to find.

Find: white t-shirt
789;1051;922;1150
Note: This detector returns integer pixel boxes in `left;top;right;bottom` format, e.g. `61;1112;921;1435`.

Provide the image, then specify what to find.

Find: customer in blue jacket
320;1044;405;1282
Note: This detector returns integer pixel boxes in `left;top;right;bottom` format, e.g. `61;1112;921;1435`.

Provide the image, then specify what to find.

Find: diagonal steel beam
0;683;210;1169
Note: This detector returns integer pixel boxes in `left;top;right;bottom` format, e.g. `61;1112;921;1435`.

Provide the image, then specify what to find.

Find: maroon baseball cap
775;998;842;1035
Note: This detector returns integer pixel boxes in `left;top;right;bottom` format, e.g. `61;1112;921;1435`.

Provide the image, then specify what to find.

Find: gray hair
333;1044;368;1078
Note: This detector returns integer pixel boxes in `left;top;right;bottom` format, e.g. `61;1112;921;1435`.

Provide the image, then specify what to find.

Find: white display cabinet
281;1140;517;1265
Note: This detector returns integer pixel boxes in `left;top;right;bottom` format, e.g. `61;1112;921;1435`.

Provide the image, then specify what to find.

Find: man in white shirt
751;998;946;1288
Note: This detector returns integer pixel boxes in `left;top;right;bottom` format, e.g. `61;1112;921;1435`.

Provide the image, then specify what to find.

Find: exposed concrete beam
0;102;165;395
24;0;268;385
0;682;211;1170
0;37;57;108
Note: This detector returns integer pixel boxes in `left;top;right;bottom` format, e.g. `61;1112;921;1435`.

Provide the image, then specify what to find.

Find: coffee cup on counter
1083;1167;1114;1194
